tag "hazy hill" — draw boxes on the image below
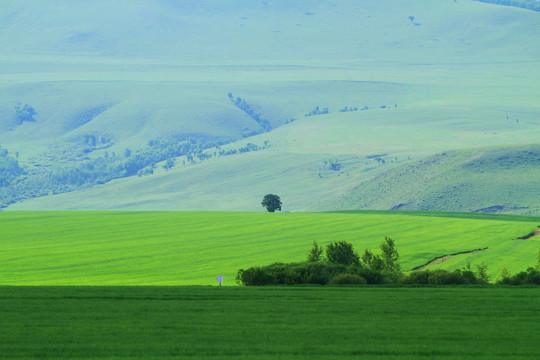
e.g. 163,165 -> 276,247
1,0 -> 539,212
316,144 -> 540,215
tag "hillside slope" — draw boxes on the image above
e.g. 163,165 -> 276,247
1,0 -> 540,211
317,145 -> 540,215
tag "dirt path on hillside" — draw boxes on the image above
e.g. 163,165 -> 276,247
518,226 -> 540,240
414,248 -> 489,271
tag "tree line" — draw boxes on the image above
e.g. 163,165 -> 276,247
236,239 -> 540,286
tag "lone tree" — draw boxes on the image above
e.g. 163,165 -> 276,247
261,194 -> 282,212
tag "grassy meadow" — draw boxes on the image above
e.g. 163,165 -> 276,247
1,286 -> 540,359
1,211 -> 539,285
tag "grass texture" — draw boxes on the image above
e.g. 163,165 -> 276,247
1,286 -> 540,359
0,211 -> 538,285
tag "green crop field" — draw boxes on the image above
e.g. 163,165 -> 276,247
1,211 -> 538,285
1,286 -> 540,359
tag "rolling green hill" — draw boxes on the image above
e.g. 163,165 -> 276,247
0,211 -> 538,285
1,0 -> 540,212
317,144 -> 540,215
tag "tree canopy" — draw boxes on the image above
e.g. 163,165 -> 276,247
261,194 -> 282,212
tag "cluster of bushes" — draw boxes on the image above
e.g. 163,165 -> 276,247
405,264 -> 489,285
0,131 -> 274,208
237,240 -> 540,286
236,262 -> 383,286
496,251 -> 540,285
304,106 -> 329,117
14,103 -> 37,124
473,0 -> 540,12
237,238 -> 403,286
497,267 -> 540,285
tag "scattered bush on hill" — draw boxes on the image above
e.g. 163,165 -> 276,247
304,106 -> 329,117
14,103 -> 37,124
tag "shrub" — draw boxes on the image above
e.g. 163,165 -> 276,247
428,270 -> 466,285
347,266 -> 385,284
329,273 -> 367,285
499,268 -> 540,285
404,270 -> 431,284
236,266 -> 277,286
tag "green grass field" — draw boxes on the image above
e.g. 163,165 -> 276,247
1,286 -> 540,359
1,211 -> 538,285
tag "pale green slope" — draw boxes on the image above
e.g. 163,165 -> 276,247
1,0 -> 540,211
317,144 -> 540,215
9,104 -> 540,212
0,211 -> 538,285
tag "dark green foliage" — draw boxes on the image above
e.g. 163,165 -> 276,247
497,267 -> 540,285
261,194 -> 282,212
328,273 -> 367,285
236,262 -> 386,286
361,249 -> 384,271
475,264 -> 490,283
326,241 -> 360,266
405,268 -> 488,285
380,236 -> 401,273
306,241 -> 324,263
